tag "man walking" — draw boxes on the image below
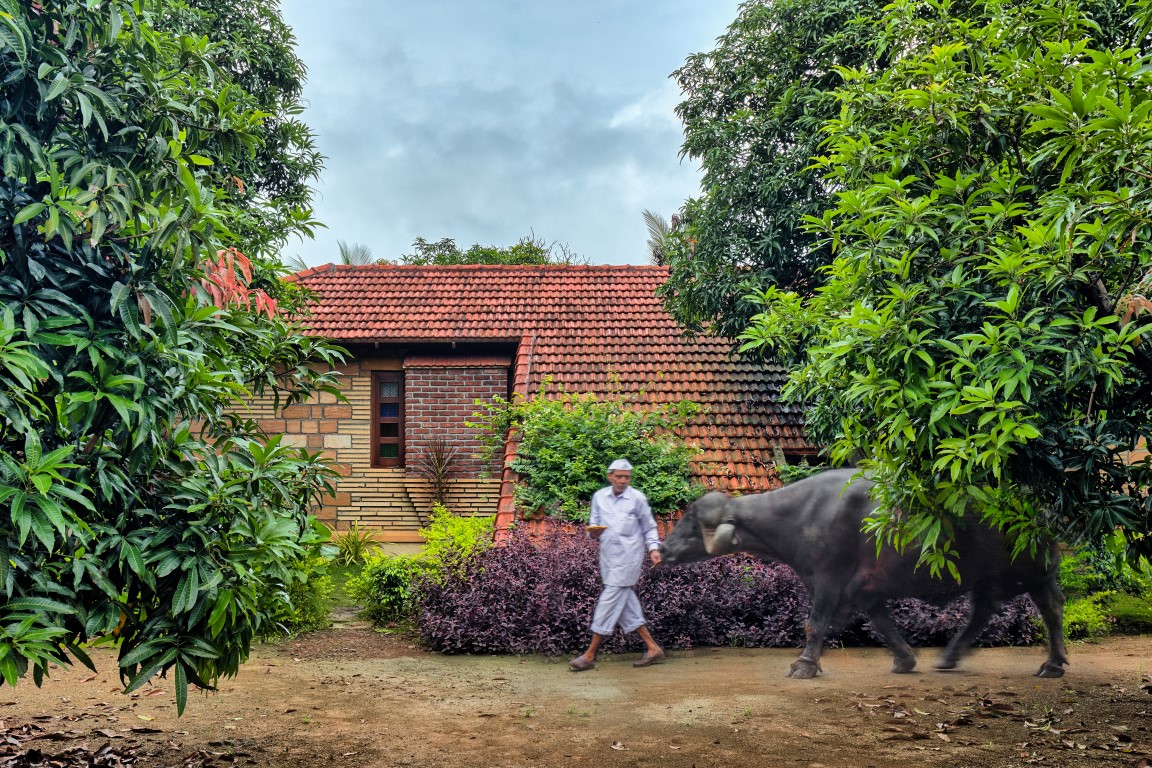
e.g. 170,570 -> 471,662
568,459 -> 665,671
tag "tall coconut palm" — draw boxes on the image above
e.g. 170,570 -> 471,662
282,240 -> 376,272
337,240 -> 376,265
643,209 -> 672,266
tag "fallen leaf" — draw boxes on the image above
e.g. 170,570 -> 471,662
137,715 -> 154,721
610,741 -> 627,751
143,688 -> 166,697
935,733 -> 951,742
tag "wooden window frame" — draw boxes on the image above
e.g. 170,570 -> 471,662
371,372 -> 405,467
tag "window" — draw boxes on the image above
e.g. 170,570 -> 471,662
371,372 -> 404,467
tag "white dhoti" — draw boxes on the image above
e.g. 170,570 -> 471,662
590,585 -> 647,635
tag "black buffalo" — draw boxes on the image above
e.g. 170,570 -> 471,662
659,469 -> 1068,679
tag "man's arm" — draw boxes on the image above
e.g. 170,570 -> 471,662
636,494 -> 662,564
587,490 -> 605,540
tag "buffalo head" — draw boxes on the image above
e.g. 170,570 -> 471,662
660,491 -> 739,565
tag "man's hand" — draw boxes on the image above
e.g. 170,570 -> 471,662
649,549 -> 663,566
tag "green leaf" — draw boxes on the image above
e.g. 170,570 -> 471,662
175,659 -> 188,715
3,597 -> 77,616
13,202 -> 46,225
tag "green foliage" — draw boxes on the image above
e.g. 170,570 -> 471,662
160,0 -> 324,261
420,504 -> 495,576
259,555 -> 334,638
1106,593 -> 1152,634
347,554 -> 422,626
739,0 -> 1152,573
658,0 -> 884,339
0,1 -> 344,712
332,522 -> 381,566
398,235 -> 585,266
775,461 -> 825,485
347,506 -> 495,626
1060,536 -> 1152,635
471,381 -> 704,521
1060,532 -> 1151,598
1064,593 -> 1115,640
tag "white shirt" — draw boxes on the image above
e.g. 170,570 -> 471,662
589,485 -> 659,587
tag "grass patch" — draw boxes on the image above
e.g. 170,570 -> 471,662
329,563 -> 364,611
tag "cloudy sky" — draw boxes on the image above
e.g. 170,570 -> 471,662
278,0 -> 740,267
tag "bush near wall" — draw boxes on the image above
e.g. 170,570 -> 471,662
258,555 -> 334,638
415,528 -> 1041,655
470,381 -> 704,521
1059,535 -> 1152,638
349,505 -> 496,625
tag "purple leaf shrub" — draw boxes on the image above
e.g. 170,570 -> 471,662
415,528 -> 1041,656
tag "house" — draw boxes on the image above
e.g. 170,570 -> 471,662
246,264 -> 812,541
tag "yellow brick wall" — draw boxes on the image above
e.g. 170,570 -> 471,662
244,356 -> 502,537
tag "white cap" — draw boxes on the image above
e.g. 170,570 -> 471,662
607,459 -> 633,472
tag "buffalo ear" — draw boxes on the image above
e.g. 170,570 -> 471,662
712,522 -> 739,553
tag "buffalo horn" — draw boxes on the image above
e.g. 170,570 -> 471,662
712,522 -> 739,553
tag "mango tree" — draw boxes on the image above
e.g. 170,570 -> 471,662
0,0 -> 342,712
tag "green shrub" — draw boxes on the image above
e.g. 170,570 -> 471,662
1107,593 -> 1152,634
333,521 -> 381,566
348,554 -> 424,625
1060,532 -> 1152,599
348,506 -> 497,627
1063,592 -> 1114,640
260,555 -> 334,638
421,504 -> 495,575
776,462 -> 825,485
470,379 -> 704,522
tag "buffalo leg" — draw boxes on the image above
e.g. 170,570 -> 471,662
866,605 -> 917,673
788,595 -> 837,679
1029,580 -> 1068,678
936,595 -> 999,670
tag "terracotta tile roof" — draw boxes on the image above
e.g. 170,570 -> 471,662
290,264 -> 813,522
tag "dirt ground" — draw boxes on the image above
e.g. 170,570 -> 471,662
2,628 -> 1151,768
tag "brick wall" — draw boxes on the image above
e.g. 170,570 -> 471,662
244,354 -> 507,538
405,366 -> 506,477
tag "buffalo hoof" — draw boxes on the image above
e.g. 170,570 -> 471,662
787,658 -> 821,679
933,658 -> 959,671
1035,661 -> 1066,678
892,656 -> 917,674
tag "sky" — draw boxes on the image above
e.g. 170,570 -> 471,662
277,0 -> 740,267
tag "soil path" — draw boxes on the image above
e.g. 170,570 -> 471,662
2,631 -> 1150,767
